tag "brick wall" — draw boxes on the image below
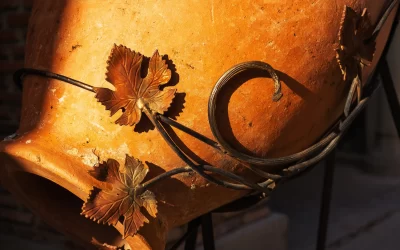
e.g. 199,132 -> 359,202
0,0 -> 32,242
0,1 -> 82,249
0,2 -> 275,249
0,0 -> 29,139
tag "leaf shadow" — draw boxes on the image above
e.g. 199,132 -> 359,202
134,114 -> 155,133
143,161 -> 192,210
160,55 -> 186,122
165,92 -> 186,120
276,70 -> 314,100
162,55 -> 179,88
144,162 -> 168,181
161,125 -> 211,166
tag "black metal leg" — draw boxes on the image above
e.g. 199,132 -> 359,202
184,218 -> 201,250
169,218 -> 201,250
379,59 -> 400,138
316,151 -> 336,250
201,213 -> 216,250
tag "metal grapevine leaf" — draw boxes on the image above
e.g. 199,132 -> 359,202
336,6 -> 375,82
94,44 -> 176,126
81,155 -> 158,238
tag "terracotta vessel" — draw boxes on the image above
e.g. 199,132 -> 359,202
0,0 -> 397,249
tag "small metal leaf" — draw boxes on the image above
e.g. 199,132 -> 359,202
336,6 -> 375,82
94,45 -> 176,126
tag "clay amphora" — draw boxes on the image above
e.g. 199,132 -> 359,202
0,0 -> 397,249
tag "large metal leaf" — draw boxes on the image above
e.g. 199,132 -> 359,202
81,155 -> 158,238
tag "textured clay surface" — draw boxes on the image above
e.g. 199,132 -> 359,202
0,0 -> 397,249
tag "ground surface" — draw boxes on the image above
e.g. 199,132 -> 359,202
267,152 -> 400,250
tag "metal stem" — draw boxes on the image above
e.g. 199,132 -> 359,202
368,0 -> 399,42
14,68 -> 95,92
140,166 -> 192,190
144,107 -> 272,194
157,114 -> 221,151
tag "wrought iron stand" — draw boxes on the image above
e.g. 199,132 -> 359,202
11,2 -> 399,250
172,7 -> 400,250
315,9 -> 400,250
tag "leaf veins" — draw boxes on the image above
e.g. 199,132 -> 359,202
336,6 -> 375,82
94,44 -> 176,126
81,155 -> 158,238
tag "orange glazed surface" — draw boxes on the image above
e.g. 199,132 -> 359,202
0,0 -> 397,249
